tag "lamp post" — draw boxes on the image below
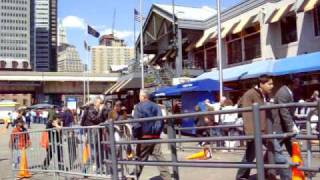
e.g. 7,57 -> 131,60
139,0 -> 144,89
216,0 -> 224,100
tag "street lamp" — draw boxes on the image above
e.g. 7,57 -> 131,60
139,0 -> 144,89
216,0 -> 224,100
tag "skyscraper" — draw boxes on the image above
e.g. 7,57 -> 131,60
57,23 -> 83,72
0,0 -> 32,70
34,0 -> 57,72
92,34 -> 134,74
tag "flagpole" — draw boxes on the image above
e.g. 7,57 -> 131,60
87,47 -> 90,102
216,0 -> 224,100
139,0 -> 144,89
83,24 -> 87,104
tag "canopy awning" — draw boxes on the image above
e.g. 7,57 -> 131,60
272,52 -> 320,75
152,79 -> 231,98
106,80 -> 127,94
265,3 -> 294,24
115,78 -> 133,93
195,60 -> 274,82
195,27 -> 216,48
232,14 -> 259,34
221,21 -> 239,38
195,52 -> 320,82
185,42 -> 196,52
296,0 -> 319,12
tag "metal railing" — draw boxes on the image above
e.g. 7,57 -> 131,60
10,102 -> 320,180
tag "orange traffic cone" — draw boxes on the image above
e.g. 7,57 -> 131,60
17,148 -> 32,179
186,148 -> 211,160
292,141 -> 305,180
82,144 -> 90,164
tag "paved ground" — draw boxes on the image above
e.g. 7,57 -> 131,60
0,124 -> 319,180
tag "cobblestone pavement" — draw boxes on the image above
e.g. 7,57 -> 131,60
1,124 -> 319,180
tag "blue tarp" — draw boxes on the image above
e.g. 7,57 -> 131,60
152,86 -> 180,97
272,52 -> 320,75
195,60 -> 274,82
152,79 -> 230,98
195,51 -> 320,82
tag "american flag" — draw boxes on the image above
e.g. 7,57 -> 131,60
134,9 -> 144,22
87,25 -> 100,38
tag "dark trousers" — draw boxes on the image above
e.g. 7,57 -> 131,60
43,144 -> 63,169
236,139 -> 290,180
280,138 -> 292,156
133,142 -> 171,180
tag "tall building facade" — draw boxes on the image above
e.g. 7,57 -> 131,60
99,34 -> 125,46
57,44 -> 84,72
57,20 -> 67,46
57,24 -> 83,72
34,0 -> 57,72
0,0 -> 32,70
92,35 -> 134,74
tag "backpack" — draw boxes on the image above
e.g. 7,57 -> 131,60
133,103 -> 164,137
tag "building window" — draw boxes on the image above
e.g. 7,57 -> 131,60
244,33 -> 261,60
227,39 -> 242,64
280,14 -> 297,44
194,50 -> 205,69
206,47 -> 217,69
227,23 -> 261,65
12,61 -> 18,69
0,61 -> 6,68
314,4 -> 320,36
23,99 -> 27,106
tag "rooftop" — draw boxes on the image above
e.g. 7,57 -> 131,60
154,4 -> 216,21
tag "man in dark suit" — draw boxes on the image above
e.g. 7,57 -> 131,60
272,77 -> 300,156
236,75 -> 290,180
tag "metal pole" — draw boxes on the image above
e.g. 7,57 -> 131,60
108,121 -> 119,180
306,113 -> 312,180
252,103 -> 265,180
139,0 -> 144,89
83,66 -> 86,104
83,25 -> 88,104
87,48 -> 90,102
216,0 -> 224,100
317,100 -> 320,139
168,119 -> 179,180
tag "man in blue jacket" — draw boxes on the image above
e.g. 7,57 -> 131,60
130,89 -> 171,180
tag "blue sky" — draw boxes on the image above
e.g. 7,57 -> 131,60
58,0 -> 242,65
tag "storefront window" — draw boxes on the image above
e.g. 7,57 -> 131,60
281,14 -> 297,44
205,47 -> 217,69
227,39 -> 242,64
194,51 -> 204,69
227,23 -> 261,65
244,33 -> 261,61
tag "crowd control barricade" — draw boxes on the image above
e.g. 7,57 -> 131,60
11,102 -> 320,180
10,125 -> 128,179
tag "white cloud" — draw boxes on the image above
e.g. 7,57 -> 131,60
101,28 -> 134,39
62,16 -> 85,29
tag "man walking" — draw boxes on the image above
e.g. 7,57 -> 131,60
236,75 -> 289,180
130,89 -> 171,180
272,77 -> 300,156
